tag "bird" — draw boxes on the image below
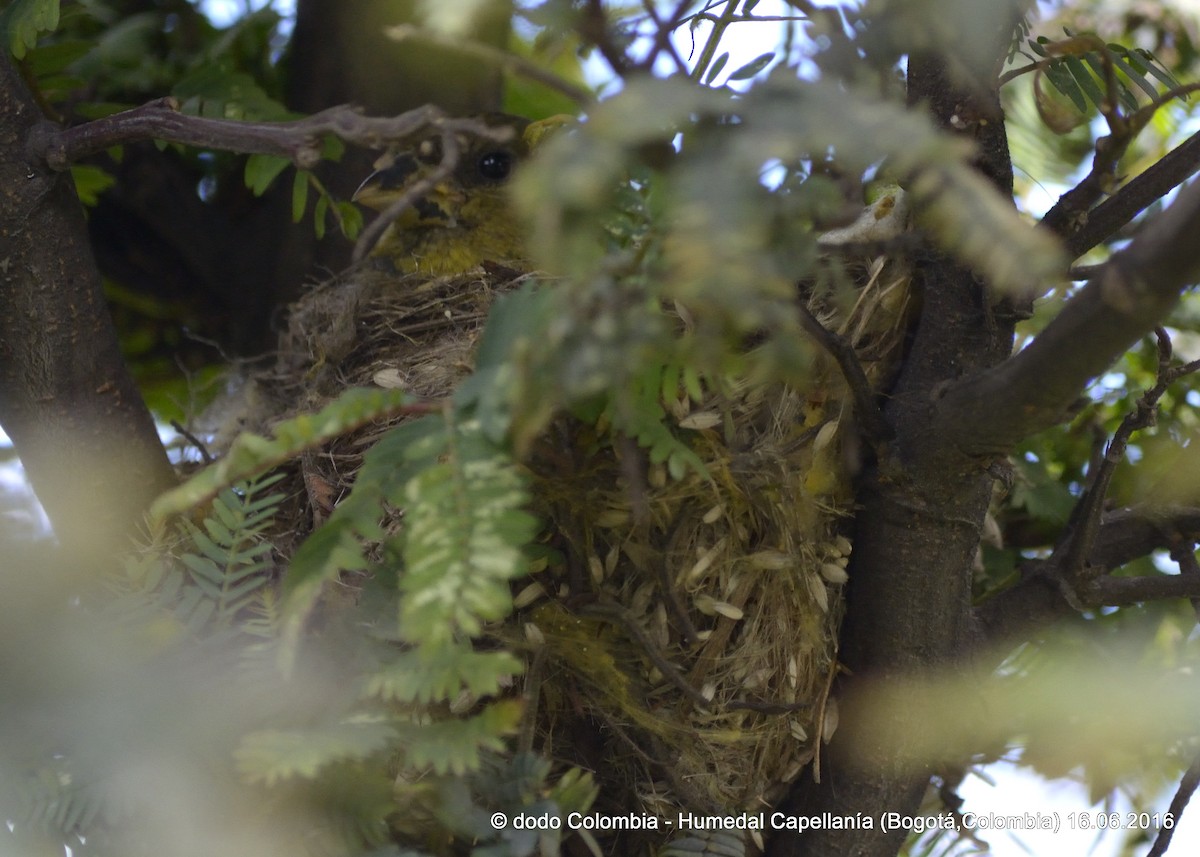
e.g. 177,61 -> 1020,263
353,113 -> 564,276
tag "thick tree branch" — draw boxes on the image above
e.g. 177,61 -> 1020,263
27,99 -> 511,172
935,177 -> 1200,457
1040,73 -> 1200,251
978,504 -> 1200,643
1081,573 -> 1200,607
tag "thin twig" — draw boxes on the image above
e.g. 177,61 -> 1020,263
1147,754 -> 1200,857
581,599 -> 713,710
796,301 -> 893,446
351,131 -> 460,263
169,420 -> 214,465
638,0 -> 691,75
1055,329 -> 1200,588
580,0 -> 633,77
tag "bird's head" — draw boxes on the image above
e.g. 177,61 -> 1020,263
354,113 -> 566,275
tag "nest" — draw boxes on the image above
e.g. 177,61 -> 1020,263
202,254 -> 913,851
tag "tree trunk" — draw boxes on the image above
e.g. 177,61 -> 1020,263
766,30 -> 1020,857
0,52 -> 176,556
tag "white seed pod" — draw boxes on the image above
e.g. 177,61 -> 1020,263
711,601 -> 744,621
595,508 -> 629,528
588,555 -> 604,585
807,574 -> 829,612
604,544 -> 619,577
652,603 -> 669,650
513,581 -> 546,609
685,538 -> 725,583
679,411 -> 722,430
834,535 -> 853,557
630,582 -> 655,617
822,697 -> 840,743
372,367 -> 407,389
813,420 -> 840,453
820,562 -> 849,585
747,550 -> 790,570
790,720 -> 809,741
524,623 -> 545,645
702,504 -> 724,525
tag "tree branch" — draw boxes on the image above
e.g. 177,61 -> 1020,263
935,177 -> 1200,457
1081,573 -> 1200,607
27,99 -> 512,171
1053,329 -> 1200,587
977,504 -> 1200,644
1064,128 -> 1200,259
1147,753 -> 1200,857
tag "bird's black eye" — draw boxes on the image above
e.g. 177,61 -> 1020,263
477,150 -> 514,182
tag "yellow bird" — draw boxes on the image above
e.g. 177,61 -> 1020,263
353,114 -> 567,275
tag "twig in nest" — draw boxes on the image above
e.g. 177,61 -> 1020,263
659,518 -> 703,647
581,599 -> 713,710
796,301 -> 893,445
583,599 -> 816,716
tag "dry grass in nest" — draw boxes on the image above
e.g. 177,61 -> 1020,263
201,254 -> 913,846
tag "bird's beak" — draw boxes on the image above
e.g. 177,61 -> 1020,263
352,153 -> 421,210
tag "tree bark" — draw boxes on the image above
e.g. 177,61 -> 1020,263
0,51 -> 175,555
767,29 -> 1021,857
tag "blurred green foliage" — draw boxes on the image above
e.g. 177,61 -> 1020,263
6,2 -> 1200,857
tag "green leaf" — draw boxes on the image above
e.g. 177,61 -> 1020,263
364,645 -> 523,704
334,200 -> 363,240
1132,48 -> 1184,96
704,51 -> 729,85
395,701 -> 522,775
1106,45 -> 1160,101
70,164 -> 116,207
149,386 -> 412,521
1044,60 -> 1087,112
244,153 -> 290,197
727,51 -> 774,81
314,193 -> 329,240
398,421 -> 536,647
1062,56 -> 1105,111
236,719 -> 398,786
291,170 -> 309,223
1,0 -> 59,59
